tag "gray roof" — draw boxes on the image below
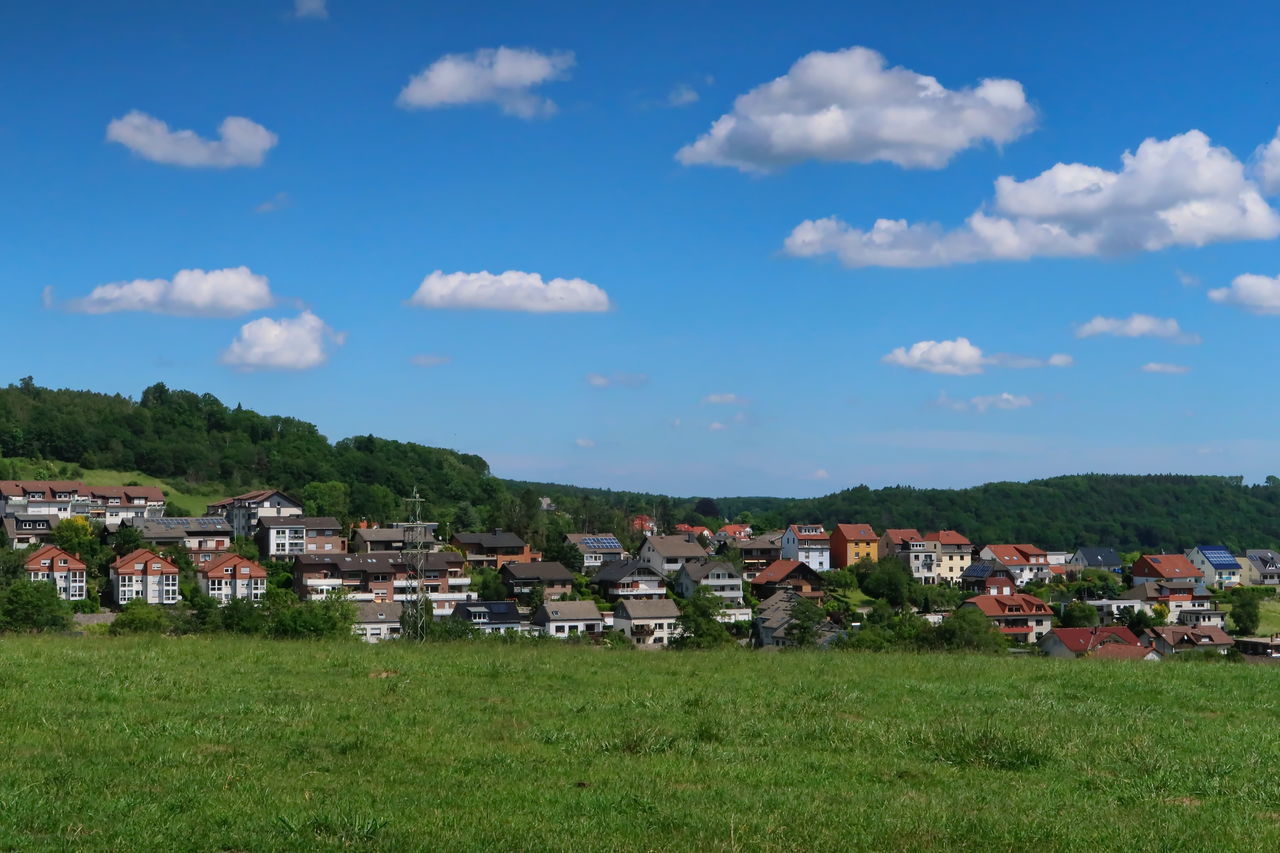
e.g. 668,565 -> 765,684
1074,546 -> 1122,567
502,561 -> 574,582
532,600 -> 602,624
680,560 -> 741,583
452,600 -> 523,624
590,559 -> 664,585
354,602 -> 403,624
644,535 -> 708,559
257,516 -> 341,530
126,517 -> 233,538
354,527 -> 419,543
615,598 -> 680,620
455,530 -> 526,549
738,536 -> 781,551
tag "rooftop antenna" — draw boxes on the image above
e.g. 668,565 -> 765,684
402,487 -> 431,640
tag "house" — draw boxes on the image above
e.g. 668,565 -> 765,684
673,561 -> 750,622
3,514 -> 55,548
451,601 -> 526,634
751,560 -> 823,600
716,523 -> 753,542
1140,625 -> 1234,656
780,524 -> 830,570
451,530 -> 541,568
292,552 -> 472,616
1038,626 -> 1140,659
1237,556 -> 1262,587
979,544 -> 1051,586
205,489 -> 302,539
530,600 -> 604,638
900,530 -> 971,585
125,517 -> 233,564
353,602 -> 403,643
110,549 -> 180,606
500,561 -> 575,602
587,559 -> 667,602
1185,546 -> 1242,588
630,514 -> 658,536
1248,549 -> 1280,585
879,528 -> 923,559
959,561 -> 1018,595
1120,580 -> 1226,628
1069,547 -> 1124,574
0,481 -> 166,525
1234,634 -> 1280,656
350,524 -> 439,554
1131,554 -> 1203,585
830,523 -> 880,569
639,534 -> 708,577
959,593 -> 1053,643
753,589 -> 837,648
23,545 -> 87,601
737,535 -> 782,578
565,533 -> 625,570
674,523 -> 713,540
1090,644 -> 1162,661
196,553 -> 267,604
613,598 -> 682,647
255,516 -> 345,558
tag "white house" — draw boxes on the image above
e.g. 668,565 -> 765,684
1185,546 -> 1242,588
110,549 -> 180,606
206,489 -> 303,539
196,553 -> 268,604
673,561 -> 751,622
23,545 -> 87,601
530,601 -> 604,638
613,598 -> 682,648
588,559 -> 668,601
566,533 -> 625,570
780,524 -> 830,571
639,535 -> 708,577
353,602 -> 403,643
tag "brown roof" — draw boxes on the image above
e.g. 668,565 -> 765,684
197,553 -> 267,579
615,598 -> 680,620
644,535 -> 708,559
883,528 -> 923,545
787,524 -> 828,541
1089,644 -> 1159,660
833,523 -> 877,541
964,593 -> 1053,617
925,530 -> 971,546
1144,625 -> 1233,647
112,548 -> 179,576
752,559 -> 815,585
24,545 -> 86,572
532,600 -> 603,624
1044,626 -> 1138,654
1133,554 -> 1203,581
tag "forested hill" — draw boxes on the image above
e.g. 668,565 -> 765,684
1,378 -> 1278,553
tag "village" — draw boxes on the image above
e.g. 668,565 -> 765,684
4,478 -> 1278,659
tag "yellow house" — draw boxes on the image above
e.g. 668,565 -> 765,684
831,523 -> 880,569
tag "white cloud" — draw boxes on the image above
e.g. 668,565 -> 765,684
1253,126 -> 1280,194
1142,362 -> 1190,374
575,437 -> 595,448
1208,273 -> 1280,315
667,84 -> 699,107
396,47 -> 574,119
106,111 -> 277,168
586,372 -> 648,388
221,311 -> 343,371
255,192 -> 290,214
937,391 -> 1033,413
1175,269 -> 1200,287
62,266 -> 274,316
703,393 -> 742,404
409,270 -> 610,313
1075,313 -> 1200,344
410,354 -> 451,367
809,468 -> 830,480
708,421 -> 727,431
293,0 -> 327,19
884,337 -> 1070,375
676,46 -> 1034,173
785,130 -> 1280,267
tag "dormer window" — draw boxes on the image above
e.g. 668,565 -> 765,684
224,567 -> 233,575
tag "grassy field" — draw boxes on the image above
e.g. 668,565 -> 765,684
3,638 -> 1280,851
0,457 -> 229,516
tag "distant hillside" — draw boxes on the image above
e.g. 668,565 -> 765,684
2,378 -> 1278,552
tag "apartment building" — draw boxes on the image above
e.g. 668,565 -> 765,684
196,553 -> 268,604
23,545 -> 87,601
206,489 -> 302,538
255,517 -> 345,558
110,549 -> 180,606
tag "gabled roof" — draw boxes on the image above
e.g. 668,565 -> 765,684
207,489 -> 297,508
1132,554 -> 1203,580
883,528 -> 922,545
354,602 -> 403,624
566,533 -> 624,552
737,536 -> 781,551
786,524 -> 828,541
1074,546 -> 1122,567
643,535 -> 708,559
614,598 -> 680,620
752,559 -> 817,585
454,530 -> 527,549
112,548 -> 179,575
590,559 -> 664,585
1043,626 -> 1139,654
24,545 -> 85,571
964,593 -> 1053,617
718,523 -> 752,537
679,560 -> 741,583
1144,625 -> 1233,647
532,600 -> 603,624
925,530 -> 971,546
1189,545 -> 1240,571
502,561 -> 574,582
197,553 -> 267,579
961,560 -> 1015,581
453,600 -> 522,623
1090,643 -> 1160,660
833,523 -> 877,541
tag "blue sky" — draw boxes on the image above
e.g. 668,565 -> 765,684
3,0 -> 1280,496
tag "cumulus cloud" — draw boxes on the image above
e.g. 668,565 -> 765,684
1075,313 -> 1200,344
1253,126 -> 1280,194
667,84 -> 699,107
703,393 -> 742,404
1208,273 -> 1280,314
410,354 -> 451,367
1142,362 -> 1190,374
884,337 -> 1070,375
409,270 -> 610,313
293,0 -> 327,18
575,437 -> 595,448
586,372 -> 648,388
106,111 -> 277,168
939,391 -> 1033,413
785,130 -> 1280,267
61,267 -> 273,316
677,46 -> 1034,173
221,311 -> 343,371
396,47 -> 574,119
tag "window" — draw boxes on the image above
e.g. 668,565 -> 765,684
555,625 -> 566,634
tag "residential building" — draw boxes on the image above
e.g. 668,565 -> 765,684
256,516 -> 345,558
959,561 -> 1018,595
751,560 -> 823,600
639,534 -> 708,577
1121,580 -> 1226,628
350,524 -> 439,554
830,523 -> 880,569
673,561 -> 750,622
353,602 -> 403,643
737,535 -> 782,578
452,530 -> 540,568
23,545 -> 87,601
979,544 -> 1051,586
613,598 -> 682,647
1140,625 -> 1233,656
3,514 -> 54,548
900,530 -> 971,584
879,528 -> 923,559
1237,556 -> 1262,587
1090,644 -> 1162,661
1249,549 -> 1280,585
110,549 -> 180,606
1185,545 -> 1242,588
565,533 -> 625,570
1038,626 -> 1141,659
630,515 -> 658,537
0,481 -> 166,525
1131,554 -> 1203,585
531,600 -> 604,638
780,524 -> 830,570
292,552 -> 472,616
753,589 -> 837,648
125,517 -> 233,564
205,489 -> 302,538
196,553 -> 267,604
959,593 -> 1053,643
716,523 -> 753,543
1069,547 -> 1124,574
588,559 -> 668,602
674,523 -> 712,540
1234,634 -> 1280,656
500,561 -> 575,602
451,601 -> 526,634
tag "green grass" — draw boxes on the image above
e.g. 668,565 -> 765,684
3,637 -> 1280,851
0,457 -> 229,516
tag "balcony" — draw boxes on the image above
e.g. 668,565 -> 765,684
304,578 -> 342,588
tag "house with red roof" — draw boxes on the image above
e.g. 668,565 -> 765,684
1131,554 -> 1203,585
959,592 -> 1053,643
780,524 -> 830,570
1139,625 -> 1233,656
978,544 -> 1052,586
674,523 -> 713,540
831,523 -> 880,569
110,549 -> 180,606
196,553 -> 268,604
23,545 -> 87,601
751,560 -> 824,600
629,515 -> 658,537
716,523 -> 753,542
1089,643 -> 1163,661
899,530 -> 972,584
1038,626 -> 1140,659
878,528 -> 922,559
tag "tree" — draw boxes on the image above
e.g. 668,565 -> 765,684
932,606 -> 1007,652
862,559 -> 911,609
110,599 -> 170,634
672,586 -> 734,649
300,481 -> 350,520
1116,607 -> 1163,632
693,498 -> 721,518
1060,600 -> 1100,628
219,597 -> 267,634
0,579 -> 73,632
110,524 -> 143,557
469,566 -> 507,601
1231,595 -> 1261,636
541,538 -> 584,573
229,536 -> 260,560
785,597 -> 825,648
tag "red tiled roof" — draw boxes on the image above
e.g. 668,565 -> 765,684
1090,644 -> 1158,660
752,559 -> 811,585
883,528 -> 922,545
834,523 -> 877,541
925,530 -> 971,546
965,593 -> 1053,617
787,525 -> 827,540
985,544 -> 1047,565
1145,625 -> 1232,646
1133,554 -> 1203,581
112,548 -> 179,576
197,553 -> 267,579
718,524 -> 752,537
1046,626 -> 1139,654
24,545 -> 86,571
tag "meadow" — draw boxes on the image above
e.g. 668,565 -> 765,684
2,636 -> 1279,851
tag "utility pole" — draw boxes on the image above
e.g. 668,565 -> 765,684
402,488 -> 432,640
